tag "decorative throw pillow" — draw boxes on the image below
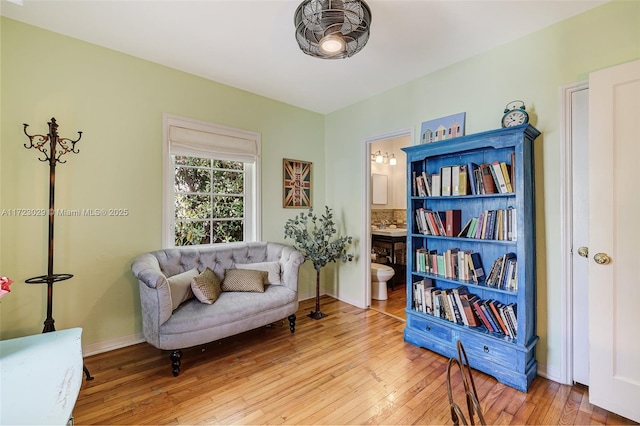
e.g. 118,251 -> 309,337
235,261 -> 281,285
222,269 -> 266,293
191,267 -> 222,304
167,268 -> 199,310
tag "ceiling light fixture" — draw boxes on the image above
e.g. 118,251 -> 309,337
294,0 -> 372,60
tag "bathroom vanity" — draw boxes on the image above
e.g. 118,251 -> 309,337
371,228 -> 406,288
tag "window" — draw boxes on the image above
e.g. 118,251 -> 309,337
163,114 -> 261,248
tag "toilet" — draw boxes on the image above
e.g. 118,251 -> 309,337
371,263 -> 395,301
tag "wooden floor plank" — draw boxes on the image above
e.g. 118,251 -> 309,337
72,296 -> 637,425
558,386 -> 585,425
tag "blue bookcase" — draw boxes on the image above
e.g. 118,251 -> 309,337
401,124 -> 540,392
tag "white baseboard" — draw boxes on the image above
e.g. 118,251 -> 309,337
327,291 -> 364,309
536,361 -> 564,384
297,291 -> 317,303
82,332 -> 145,357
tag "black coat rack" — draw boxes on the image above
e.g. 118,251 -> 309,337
23,117 -> 93,380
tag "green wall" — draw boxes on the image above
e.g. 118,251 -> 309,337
325,0 -> 639,378
1,0 -> 639,381
0,18 -> 324,349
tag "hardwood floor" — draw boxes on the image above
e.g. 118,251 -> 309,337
370,283 -> 407,320
75,296 -> 636,425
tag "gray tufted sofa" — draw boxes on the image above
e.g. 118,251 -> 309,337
131,242 -> 305,376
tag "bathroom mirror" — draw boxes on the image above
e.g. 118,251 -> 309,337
372,174 -> 388,205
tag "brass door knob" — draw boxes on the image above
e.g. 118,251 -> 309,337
577,246 -> 589,258
594,253 -> 611,265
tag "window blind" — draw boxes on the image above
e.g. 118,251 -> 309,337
169,125 -> 258,162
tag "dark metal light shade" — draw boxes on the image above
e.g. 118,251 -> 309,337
294,0 -> 372,59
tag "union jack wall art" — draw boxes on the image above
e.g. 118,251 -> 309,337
283,158 -> 312,208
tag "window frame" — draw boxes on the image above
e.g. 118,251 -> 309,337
162,114 -> 261,248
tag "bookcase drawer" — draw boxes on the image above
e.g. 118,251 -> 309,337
408,314 -> 452,342
459,333 -> 517,366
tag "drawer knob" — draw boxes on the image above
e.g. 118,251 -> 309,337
426,326 -> 431,331
484,345 -> 489,353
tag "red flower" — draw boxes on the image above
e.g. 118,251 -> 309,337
0,276 -> 13,299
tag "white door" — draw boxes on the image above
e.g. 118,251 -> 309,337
588,59 -> 640,423
571,87 -> 590,385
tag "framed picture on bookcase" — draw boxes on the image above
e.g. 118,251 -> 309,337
419,112 -> 466,144
283,158 -> 312,208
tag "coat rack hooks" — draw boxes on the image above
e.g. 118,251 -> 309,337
23,117 -> 93,381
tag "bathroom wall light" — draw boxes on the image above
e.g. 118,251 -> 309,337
372,151 -> 383,163
370,150 -> 397,165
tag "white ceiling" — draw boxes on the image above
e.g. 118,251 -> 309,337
1,0 -> 607,114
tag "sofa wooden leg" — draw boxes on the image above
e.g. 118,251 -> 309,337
170,350 -> 182,377
288,314 -> 296,333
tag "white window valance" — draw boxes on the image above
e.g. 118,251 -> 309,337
169,125 -> 258,163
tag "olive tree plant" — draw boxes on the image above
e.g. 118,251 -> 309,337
284,206 -> 353,319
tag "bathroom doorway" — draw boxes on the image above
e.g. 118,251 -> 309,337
362,128 -> 413,321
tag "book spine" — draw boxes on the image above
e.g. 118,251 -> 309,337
421,171 -> 432,196
491,161 -> 508,193
441,166 -> 452,196
449,292 -> 464,325
431,174 -> 441,196
500,304 -> 516,338
453,288 -> 469,325
425,211 -> 439,235
506,304 -> 518,337
441,291 -> 453,320
470,252 -> 485,282
467,163 -> 478,195
480,164 -> 497,194
433,290 -> 441,318
475,212 -> 485,239
445,209 -> 462,237
424,287 -> 434,315
461,295 -> 480,327
487,210 -> 497,240
458,165 -> 468,195
467,217 -> 478,238
473,299 -> 494,332
451,165 -> 461,196
434,211 -> 447,235
480,301 -> 501,334
500,162 -> 513,193
488,300 -> 509,335
415,175 -> 426,197
510,152 -> 516,187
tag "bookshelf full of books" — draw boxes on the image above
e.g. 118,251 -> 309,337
401,124 -> 540,392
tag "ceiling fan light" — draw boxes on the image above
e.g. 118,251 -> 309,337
294,0 -> 372,60
319,34 -> 346,54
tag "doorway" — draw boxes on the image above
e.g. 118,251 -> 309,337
361,128 -> 414,320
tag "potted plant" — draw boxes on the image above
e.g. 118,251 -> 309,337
284,206 -> 353,319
